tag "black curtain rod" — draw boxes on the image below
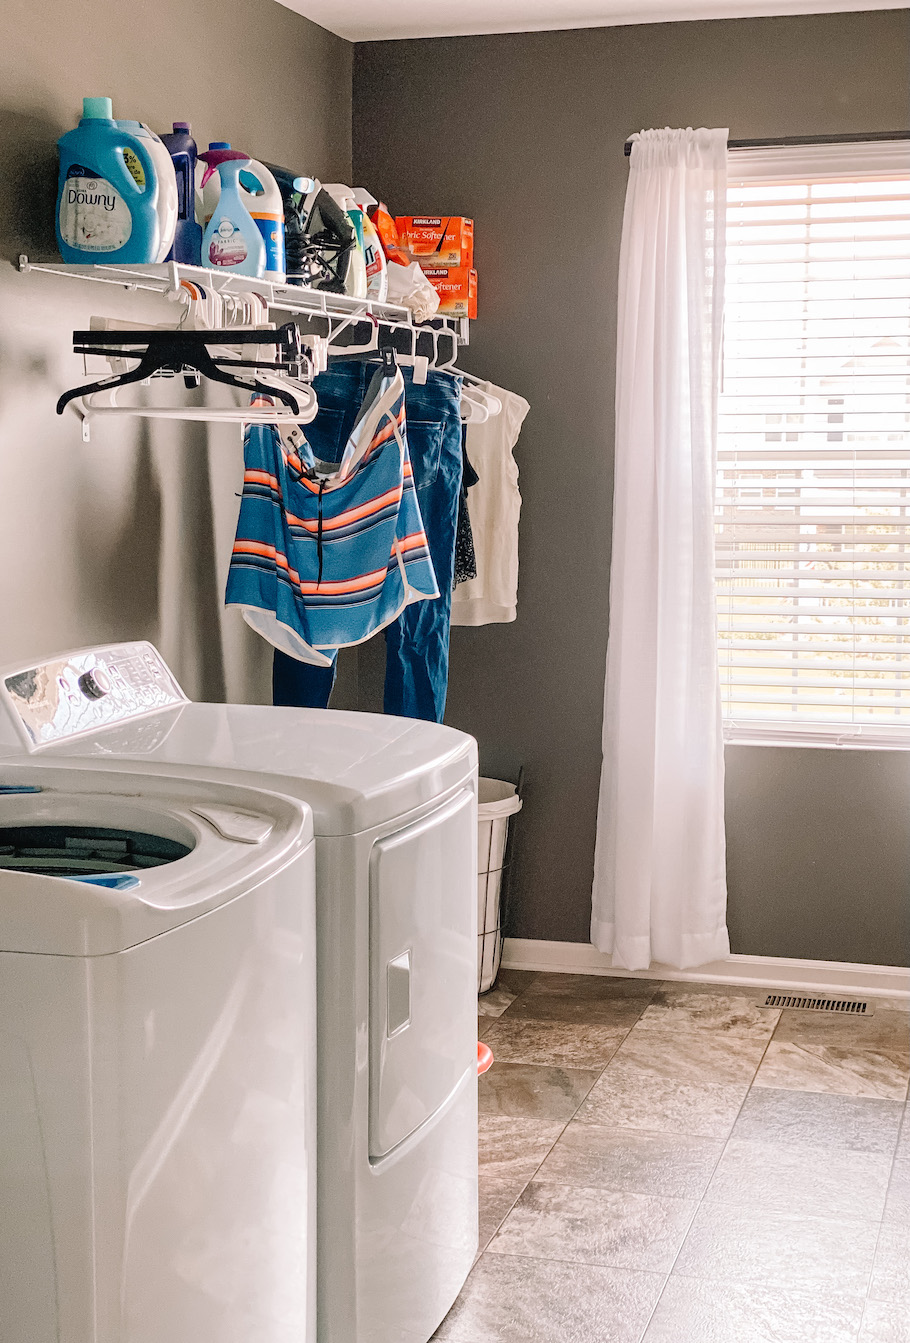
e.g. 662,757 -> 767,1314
623,130 -> 909,157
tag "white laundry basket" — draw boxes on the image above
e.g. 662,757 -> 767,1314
477,777 -> 522,994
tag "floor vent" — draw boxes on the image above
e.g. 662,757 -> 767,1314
764,994 -> 868,1014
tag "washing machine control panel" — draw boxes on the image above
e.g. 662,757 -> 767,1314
1,642 -> 187,749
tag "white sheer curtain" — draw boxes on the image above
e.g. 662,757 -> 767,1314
591,127 -> 730,971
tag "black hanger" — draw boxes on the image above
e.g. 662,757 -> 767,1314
57,323 -> 307,416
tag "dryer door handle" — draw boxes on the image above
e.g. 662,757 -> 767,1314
387,950 -> 411,1037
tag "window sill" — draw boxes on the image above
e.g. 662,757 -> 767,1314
723,723 -> 910,751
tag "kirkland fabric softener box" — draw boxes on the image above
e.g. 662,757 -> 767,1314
396,216 -> 473,268
419,266 -> 477,318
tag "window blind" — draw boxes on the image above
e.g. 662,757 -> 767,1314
716,146 -> 910,743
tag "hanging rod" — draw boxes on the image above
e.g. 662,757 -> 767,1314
623,130 -> 910,157
16,256 -> 471,348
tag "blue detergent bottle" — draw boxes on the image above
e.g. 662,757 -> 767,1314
56,97 -> 160,263
198,144 -> 266,278
160,122 -> 203,265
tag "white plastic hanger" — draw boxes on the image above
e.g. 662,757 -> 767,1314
387,322 -> 429,385
459,371 -> 502,417
460,393 -> 490,424
71,377 -> 318,442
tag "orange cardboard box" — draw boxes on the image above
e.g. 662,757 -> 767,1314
396,215 -> 473,268
420,266 -> 477,319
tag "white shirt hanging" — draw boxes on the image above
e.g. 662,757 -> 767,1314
451,381 -> 528,627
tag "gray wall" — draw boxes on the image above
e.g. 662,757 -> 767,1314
0,0 -> 351,704
353,11 -> 910,966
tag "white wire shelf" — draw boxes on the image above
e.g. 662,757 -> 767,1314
16,256 -> 469,344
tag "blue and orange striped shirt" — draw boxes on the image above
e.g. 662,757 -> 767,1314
225,367 -> 439,665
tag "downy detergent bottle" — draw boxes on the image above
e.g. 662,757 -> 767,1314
117,120 -> 178,260
56,97 -> 160,263
198,144 -> 266,278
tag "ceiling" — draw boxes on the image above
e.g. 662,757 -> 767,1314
279,0 -> 904,42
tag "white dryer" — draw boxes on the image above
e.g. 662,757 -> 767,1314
0,750 -> 317,1343
0,642 -> 479,1343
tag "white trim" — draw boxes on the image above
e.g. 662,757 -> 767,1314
502,938 -> 910,1000
724,722 -> 910,751
729,140 -> 910,182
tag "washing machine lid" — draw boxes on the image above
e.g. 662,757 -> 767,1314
0,765 -> 313,955
0,644 -> 477,835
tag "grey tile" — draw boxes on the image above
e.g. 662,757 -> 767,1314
489,1180 -> 697,1272
860,1300 -> 910,1343
503,973 -> 659,1026
638,991 -> 780,1039
480,1017 -> 629,1068
572,1027 -> 766,1139
642,1276 -> 865,1343
898,1108 -> 910,1161
658,980 -> 774,1004
615,1024 -> 770,1087
754,1011 -> 910,1101
732,1087 -> 905,1154
575,1075 -> 748,1140
673,1203 -> 880,1297
477,1176 -> 526,1253
527,972 -> 662,998
752,1041 -> 910,1101
477,1116 -> 565,1182
433,1252 -> 664,1342
774,1009 -> 910,1050
705,1137 -> 892,1220
536,1124 -> 723,1199
869,1226 -> 910,1305
478,1062 -> 599,1121
884,1160 -> 910,1229
493,968 -> 540,995
478,985 -> 517,1018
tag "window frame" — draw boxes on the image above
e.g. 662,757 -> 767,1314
719,140 -> 910,750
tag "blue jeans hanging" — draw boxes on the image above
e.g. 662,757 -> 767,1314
272,361 -> 463,722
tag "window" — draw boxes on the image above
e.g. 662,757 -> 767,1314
716,142 -> 910,745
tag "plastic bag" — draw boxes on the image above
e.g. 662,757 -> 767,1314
386,260 -> 440,322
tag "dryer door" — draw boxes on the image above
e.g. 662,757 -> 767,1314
369,788 -> 476,1160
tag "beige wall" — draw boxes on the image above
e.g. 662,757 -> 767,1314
353,11 -> 910,965
0,0 -> 351,703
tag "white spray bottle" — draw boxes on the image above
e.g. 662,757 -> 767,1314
322,184 -> 368,299
352,188 -> 388,302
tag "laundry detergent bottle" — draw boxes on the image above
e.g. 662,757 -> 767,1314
322,184 -> 368,298
201,150 -> 286,280
198,144 -> 266,278
56,97 -> 160,263
117,120 -> 178,260
353,188 -> 388,301
160,122 -> 203,265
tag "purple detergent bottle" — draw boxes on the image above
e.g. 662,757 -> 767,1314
160,121 -> 202,265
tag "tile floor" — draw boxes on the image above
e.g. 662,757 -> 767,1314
434,970 -> 910,1343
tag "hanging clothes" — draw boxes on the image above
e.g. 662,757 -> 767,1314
225,366 -> 438,665
451,381 -> 529,626
272,362 -> 464,721
453,431 -> 479,586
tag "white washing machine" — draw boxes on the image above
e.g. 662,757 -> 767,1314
0,741 -> 317,1342
0,642 -> 479,1343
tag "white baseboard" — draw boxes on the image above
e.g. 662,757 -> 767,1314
501,938 -> 910,1000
